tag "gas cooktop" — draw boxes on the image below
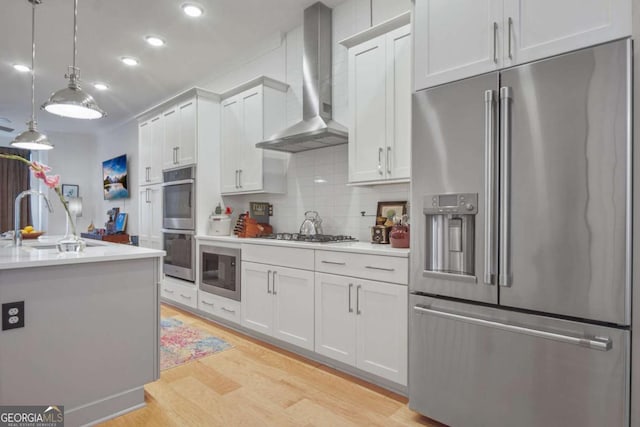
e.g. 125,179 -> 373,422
257,233 -> 357,243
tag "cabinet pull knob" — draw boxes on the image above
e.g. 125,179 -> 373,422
180,294 -> 191,300
202,300 -> 214,307
386,146 -> 391,174
321,260 -> 346,266
221,307 -> 236,313
508,17 -> 513,59
272,271 -> 277,295
493,22 -> 498,64
365,265 -> 395,272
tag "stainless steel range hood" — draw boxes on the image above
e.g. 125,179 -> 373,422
256,2 -> 348,153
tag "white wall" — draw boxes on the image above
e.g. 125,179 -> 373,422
43,132 -> 100,235
94,120 -> 139,235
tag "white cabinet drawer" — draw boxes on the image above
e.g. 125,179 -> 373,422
198,293 -> 241,324
161,278 -> 197,308
315,251 -> 408,285
242,244 -> 315,270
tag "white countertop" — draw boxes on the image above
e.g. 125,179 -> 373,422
196,234 -> 410,257
0,236 -> 165,270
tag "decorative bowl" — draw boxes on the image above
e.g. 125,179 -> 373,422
21,231 -> 44,239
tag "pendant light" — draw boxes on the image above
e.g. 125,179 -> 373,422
41,0 -> 105,119
11,0 -> 53,150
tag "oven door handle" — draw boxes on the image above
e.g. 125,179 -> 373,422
162,179 -> 195,187
162,229 -> 195,235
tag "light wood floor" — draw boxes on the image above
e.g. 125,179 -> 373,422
100,304 -> 443,427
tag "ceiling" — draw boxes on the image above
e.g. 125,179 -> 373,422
0,0 -> 345,138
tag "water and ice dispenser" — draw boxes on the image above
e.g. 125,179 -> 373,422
423,193 -> 478,276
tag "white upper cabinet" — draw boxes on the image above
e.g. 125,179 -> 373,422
414,0 -> 631,90
342,14 -> 411,184
414,0 -> 503,90
138,114 -> 163,186
503,0 -> 632,67
219,77 -> 289,195
162,98 -> 198,170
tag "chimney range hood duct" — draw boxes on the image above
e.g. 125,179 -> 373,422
256,2 -> 348,153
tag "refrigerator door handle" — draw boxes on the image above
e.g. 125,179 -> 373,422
499,86 -> 513,287
483,89 -> 496,286
413,305 -> 613,351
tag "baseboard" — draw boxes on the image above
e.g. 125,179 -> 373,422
63,387 -> 145,427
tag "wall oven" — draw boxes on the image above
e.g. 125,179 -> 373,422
163,230 -> 195,282
199,245 -> 241,301
162,166 -> 195,230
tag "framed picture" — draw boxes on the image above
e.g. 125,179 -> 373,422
62,184 -> 79,198
377,201 -> 407,220
115,212 -> 128,233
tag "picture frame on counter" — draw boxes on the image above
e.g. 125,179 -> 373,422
377,201 -> 407,220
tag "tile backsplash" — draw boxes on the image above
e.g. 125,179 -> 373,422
222,145 -> 409,242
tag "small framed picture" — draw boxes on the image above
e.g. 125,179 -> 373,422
62,184 -> 79,198
377,201 -> 407,220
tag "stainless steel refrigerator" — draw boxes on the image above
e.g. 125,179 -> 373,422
409,39 -> 632,427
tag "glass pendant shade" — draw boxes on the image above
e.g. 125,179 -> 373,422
11,0 -> 53,151
42,0 -> 105,120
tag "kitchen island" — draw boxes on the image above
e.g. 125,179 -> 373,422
0,238 -> 164,426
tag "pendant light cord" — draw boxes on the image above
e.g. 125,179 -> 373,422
72,0 -> 77,71
30,0 -> 36,124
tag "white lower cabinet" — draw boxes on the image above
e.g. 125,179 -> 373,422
315,272 -> 408,385
198,292 -> 241,325
161,277 -> 197,309
241,261 -> 315,351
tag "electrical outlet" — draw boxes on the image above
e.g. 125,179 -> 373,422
2,301 -> 24,330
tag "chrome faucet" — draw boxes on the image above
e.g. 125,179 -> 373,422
14,190 -> 53,246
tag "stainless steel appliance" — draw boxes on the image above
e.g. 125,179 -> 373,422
163,230 -> 195,282
299,211 -> 323,235
409,39 -> 632,427
199,245 -> 241,301
162,166 -> 195,230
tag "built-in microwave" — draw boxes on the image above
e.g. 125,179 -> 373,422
199,245 -> 241,301
162,166 -> 195,230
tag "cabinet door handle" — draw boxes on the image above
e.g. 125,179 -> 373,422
365,265 -> 395,272
508,17 -> 513,59
348,283 -> 353,313
272,271 -> 277,295
493,22 -> 498,64
321,260 -> 346,266
163,288 -> 174,294
386,146 -> 391,174
146,166 -> 150,182
146,188 -> 151,203
175,146 -> 180,164
180,294 -> 192,300
356,284 -> 362,315
267,270 -> 272,294
221,306 -> 236,314
202,300 -> 214,307
378,147 -> 383,175
239,169 -> 243,188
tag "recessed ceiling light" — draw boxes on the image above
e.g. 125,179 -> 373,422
93,83 -> 109,91
13,64 -> 31,72
145,36 -> 165,47
121,57 -> 139,66
182,4 -> 203,17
